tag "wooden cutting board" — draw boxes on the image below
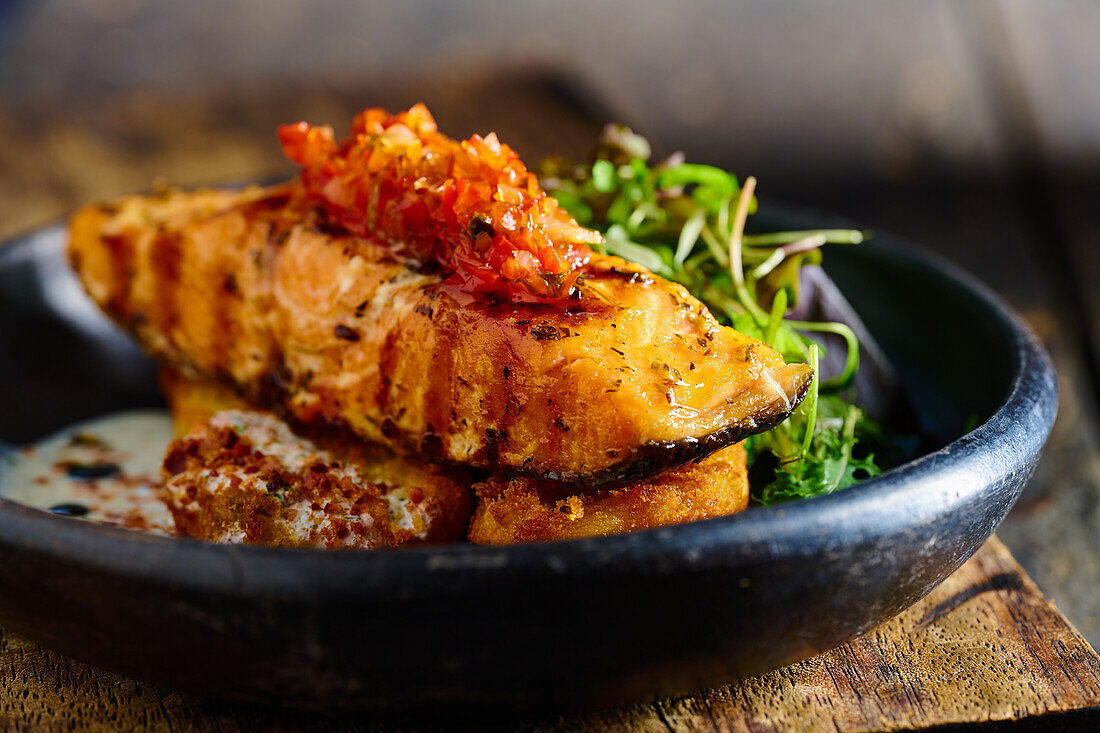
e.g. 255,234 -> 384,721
2,536 -> 1098,731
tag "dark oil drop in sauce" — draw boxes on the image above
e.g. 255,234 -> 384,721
49,503 -> 89,517
0,411 -> 176,534
63,462 -> 121,479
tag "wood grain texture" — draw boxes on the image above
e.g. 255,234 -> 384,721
0,537 -> 1096,732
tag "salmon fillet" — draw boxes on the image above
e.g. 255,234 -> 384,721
70,184 -> 811,486
469,443 -> 749,544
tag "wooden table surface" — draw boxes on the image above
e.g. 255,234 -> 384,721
2,75 -> 1099,730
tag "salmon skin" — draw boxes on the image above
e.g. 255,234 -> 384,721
69,184 -> 812,487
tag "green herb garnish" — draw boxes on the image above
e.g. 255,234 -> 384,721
541,125 -> 883,504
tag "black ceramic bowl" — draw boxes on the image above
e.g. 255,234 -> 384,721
0,205 -> 1057,717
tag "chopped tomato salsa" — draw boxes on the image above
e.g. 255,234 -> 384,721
278,104 -> 601,302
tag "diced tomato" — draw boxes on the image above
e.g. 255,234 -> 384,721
278,104 -> 599,303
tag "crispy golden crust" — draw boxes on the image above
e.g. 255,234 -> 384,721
71,184 -> 811,485
162,410 -> 473,549
468,442 -> 749,544
158,370 -> 474,547
159,365 -> 473,506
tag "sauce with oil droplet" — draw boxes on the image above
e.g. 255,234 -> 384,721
62,462 -> 121,479
48,503 -> 89,517
0,410 -> 176,534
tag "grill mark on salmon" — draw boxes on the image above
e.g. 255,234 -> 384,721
149,228 -> 182,338
102,234 -> 134,325
428,333 -> 453,460
377,328 -> 401,416
69,184 -> 814,487
210,256 -> 237,373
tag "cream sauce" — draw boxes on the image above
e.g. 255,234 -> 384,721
0,410 -> 176,534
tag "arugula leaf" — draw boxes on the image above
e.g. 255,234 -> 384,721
540,124 -> 886,505
751,402 -> 883,506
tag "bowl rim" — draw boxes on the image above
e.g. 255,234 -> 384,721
0,207 -> 1058,599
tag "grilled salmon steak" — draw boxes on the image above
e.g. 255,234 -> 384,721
69,105 -> 812,486
70,185 -> 811,485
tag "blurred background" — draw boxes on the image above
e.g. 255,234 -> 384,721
1,0 -> 1099,644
